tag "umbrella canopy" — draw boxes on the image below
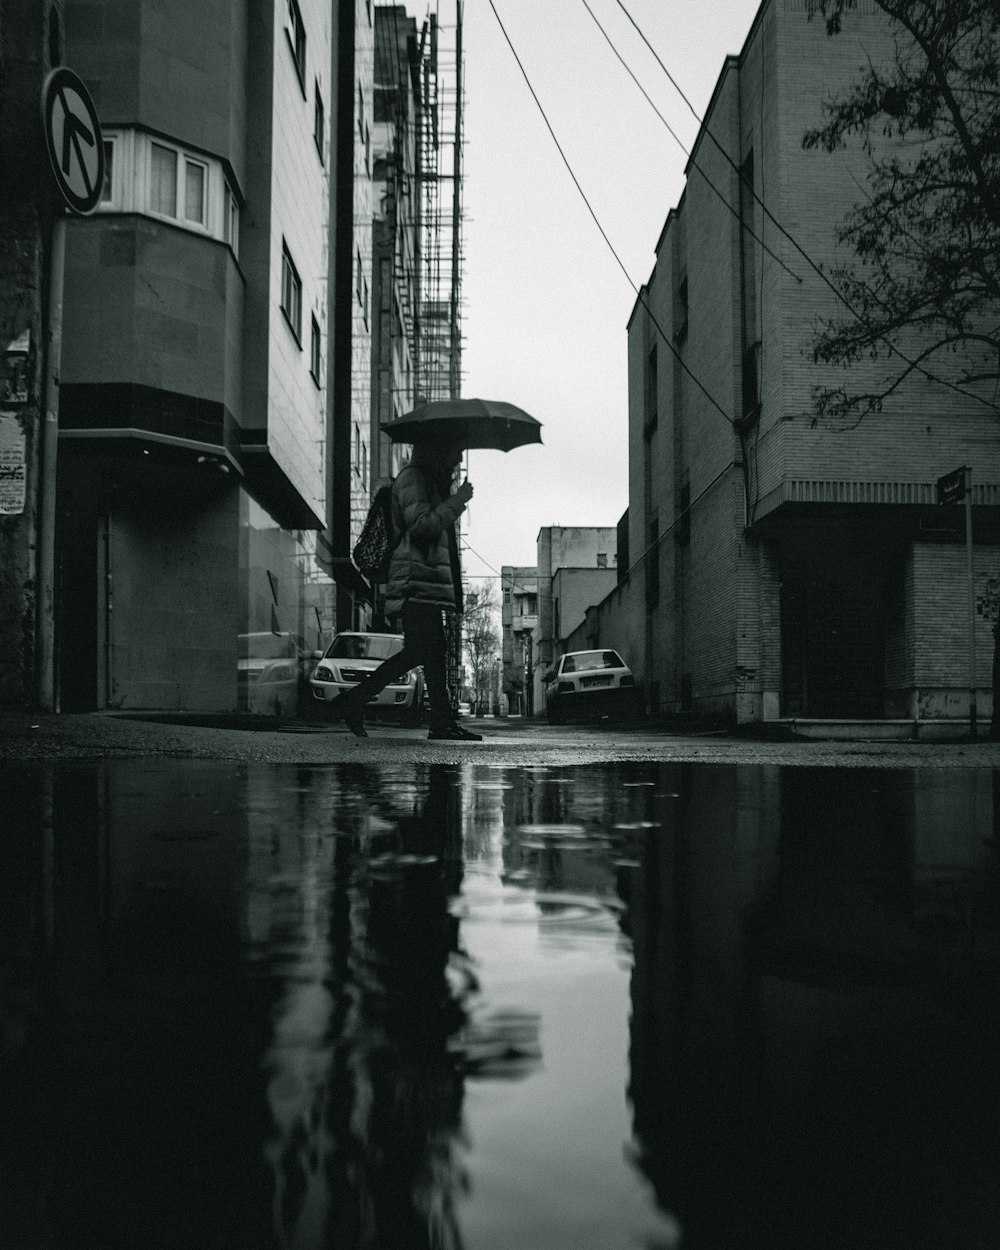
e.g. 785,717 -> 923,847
381,398 -> 543,452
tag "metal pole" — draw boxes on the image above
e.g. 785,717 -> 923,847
965,467 -> 977,738
37,212 -> 65,712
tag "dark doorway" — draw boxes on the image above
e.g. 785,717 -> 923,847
780,528 -> 886,717
56,487 -> 100,711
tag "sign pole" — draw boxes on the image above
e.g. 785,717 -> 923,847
37,67 -> 103,711
965,467 -> 977,738
36,212 -> 65,711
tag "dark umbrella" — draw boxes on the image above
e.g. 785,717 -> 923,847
381,398 -> 543,452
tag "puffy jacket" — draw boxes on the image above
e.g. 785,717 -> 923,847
384,462 -> 466,615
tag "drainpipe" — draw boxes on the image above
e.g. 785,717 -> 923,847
103,499 -> 113,707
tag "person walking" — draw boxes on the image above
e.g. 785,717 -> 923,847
331,436 -> 483,741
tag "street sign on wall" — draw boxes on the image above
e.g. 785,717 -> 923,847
40,67 -> 104,215
936,465 -> 969,506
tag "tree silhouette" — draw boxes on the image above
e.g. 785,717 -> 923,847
803,0 -> 1000,423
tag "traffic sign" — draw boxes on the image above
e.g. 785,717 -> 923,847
936,465 -> 969,505
40,67 -> 104,215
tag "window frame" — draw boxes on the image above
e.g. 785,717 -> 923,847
147,138 -> 210,230
314,81 -> 325,163
285,0 -> 307,93
100,133 -> 116,204
281,241 -> 303,345
310,314 -> 322,386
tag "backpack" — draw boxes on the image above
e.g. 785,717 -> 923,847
352,483 -> 396,583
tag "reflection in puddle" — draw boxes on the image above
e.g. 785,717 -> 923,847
0,760 -> 997,1248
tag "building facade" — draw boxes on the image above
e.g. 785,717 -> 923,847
500,565 -> 537,715
532,526 -> 618,713
55,0 -> 337,714
612,0 -> 1000,724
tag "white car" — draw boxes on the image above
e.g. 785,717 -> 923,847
544,649 -> 640,725
238,631 -> 302,716
309,631 -> 425,725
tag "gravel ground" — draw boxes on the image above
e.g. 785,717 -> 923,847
3,709 -> 1000,768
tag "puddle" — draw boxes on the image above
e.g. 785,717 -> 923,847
0,759 -> 997,1248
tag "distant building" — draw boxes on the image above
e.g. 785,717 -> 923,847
532,527 -> 617,714
501,566 -> 537,715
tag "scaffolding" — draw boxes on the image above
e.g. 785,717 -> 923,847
413,1 -> 464,404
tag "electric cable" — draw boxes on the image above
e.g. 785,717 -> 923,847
487,0 -> 737,431
582,0 -> 801,286
612,0 -> 997,414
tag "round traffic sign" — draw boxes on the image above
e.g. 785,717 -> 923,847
41,67 -> 104,215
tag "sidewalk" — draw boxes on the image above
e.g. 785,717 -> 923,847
3,708 -> 1000,768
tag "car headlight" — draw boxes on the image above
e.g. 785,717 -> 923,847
314,665 -> 335,681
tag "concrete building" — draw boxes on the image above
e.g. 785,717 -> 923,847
55,0 -> 337,713
532,527 -> 617,714
371,4 -> 420,489
500,565 -> 537,716
577,0 -> 1000,725
328,0 -> 375,631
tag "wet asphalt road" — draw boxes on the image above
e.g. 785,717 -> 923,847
3,709 -> 1000,767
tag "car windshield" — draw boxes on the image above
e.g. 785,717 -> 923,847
328,634 -> 402,660
238,634 -> 295,660
561,650 -> 624,673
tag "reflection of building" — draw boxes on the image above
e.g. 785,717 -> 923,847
532,527 -> 617,713
55,0 -> 336,712
624,763 -> 999,1245
501,565 -> 537,716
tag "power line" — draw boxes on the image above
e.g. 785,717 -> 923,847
582,0 -> 801,286
486,0 -> 737,432
612,0 -> 997,415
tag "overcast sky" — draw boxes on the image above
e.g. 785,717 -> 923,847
455,0 -> 762,584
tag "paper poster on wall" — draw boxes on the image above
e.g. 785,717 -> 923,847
0,414 -> 27,515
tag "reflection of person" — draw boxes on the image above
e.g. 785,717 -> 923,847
332,437 -> 482,740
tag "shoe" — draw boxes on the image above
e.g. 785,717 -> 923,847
427,723 -> 482,741
330,696 -> 367,737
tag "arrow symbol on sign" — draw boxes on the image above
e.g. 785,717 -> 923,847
58,87 -> 95,194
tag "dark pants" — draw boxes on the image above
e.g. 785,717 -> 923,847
335,601 -> 452,728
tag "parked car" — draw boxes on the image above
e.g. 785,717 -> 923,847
543,649 -> 640,724
238,631 -> 303,716
309,631 -> 425,725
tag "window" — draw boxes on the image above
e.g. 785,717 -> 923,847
281,242 -> 302,342
97,128 -> 239,251
224,184 -> 239,257
286,0 -> 306,88
100,137 -> 114,203
314,82 -> 325,162
150,142 -> 177,216
149,141 -> 207,225
310,315 -> 321,384
673,275 -> 689,344
597,553 -> 607,569
184,158 -> 206,223
356,247 -> 369,327
357,85 -> 365,146
645,344 -> 657,432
